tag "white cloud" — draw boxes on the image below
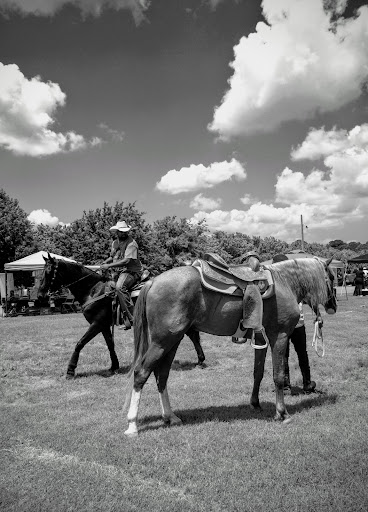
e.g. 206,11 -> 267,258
191,203 -> 343,241
98,123 -> 125,142
209,0 -> 368,138
0,0 -> 150,24
0,62 -> 101,156
240,193 -> 256,206
28,209 -> 60,227
291,124 -> 368,160
156,158 -> 246,195
192,122 -> 368,241
190,193 -> 222,211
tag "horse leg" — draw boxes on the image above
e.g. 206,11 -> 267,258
124,336 -> 183,437
186,327 -> 205,366
271,334 -> 291,423
101,326 -> 120,374
154,342 -> 182,426
124,343 -> 166,437
250,335 -> 268,411
66,322 -> 102,379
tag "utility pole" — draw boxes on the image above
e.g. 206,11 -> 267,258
300,215 -> 305,251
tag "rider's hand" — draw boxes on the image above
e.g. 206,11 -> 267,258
100,264 -> 109,271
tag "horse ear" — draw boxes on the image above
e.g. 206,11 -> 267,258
325,256 -> 333,267
43,255 -> 48,263
47,252 -> 55,263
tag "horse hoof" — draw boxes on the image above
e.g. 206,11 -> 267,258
197,362 -> 207,369
163,415 -> 182,427
109,367 -> 119,375
66,373 -> 75,380
250,403 -> 262,412
283,417 -> 293,425
124,430 -> 138,438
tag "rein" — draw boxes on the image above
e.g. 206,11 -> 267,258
312,319 -> 325,357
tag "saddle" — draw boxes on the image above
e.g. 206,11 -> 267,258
192,253 -> 275,346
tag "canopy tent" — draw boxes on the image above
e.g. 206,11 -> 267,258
4,251 -> 76,272
347,253 -> 368,264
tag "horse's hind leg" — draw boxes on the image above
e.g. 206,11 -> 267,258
125,340 -> 181,437
101,326 -> 119,374
125,343 -> 165,437
66,322 -> 102,379
250,337 -> 268,410
154,342 -> 182,427
186,327 -> 205,366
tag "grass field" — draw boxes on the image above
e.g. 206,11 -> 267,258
1,286 -> 367,512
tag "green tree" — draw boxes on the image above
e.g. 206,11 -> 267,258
0,189 -> 34,270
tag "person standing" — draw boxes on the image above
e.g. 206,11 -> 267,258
100,220 -> 142,329
353,266 -> 364,296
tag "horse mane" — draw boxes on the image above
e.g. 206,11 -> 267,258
267,258 -> 328,305
56,259 -> 102,283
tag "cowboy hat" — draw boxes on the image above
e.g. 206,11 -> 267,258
109,220 -> 131,232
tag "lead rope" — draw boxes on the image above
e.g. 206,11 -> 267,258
312,320 -> 325,357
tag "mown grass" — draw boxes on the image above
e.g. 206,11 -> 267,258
1,287 -> 367,512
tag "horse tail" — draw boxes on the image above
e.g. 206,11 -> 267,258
128,280 -> 153,377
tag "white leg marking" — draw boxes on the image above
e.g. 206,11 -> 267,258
124,389 -> 141,437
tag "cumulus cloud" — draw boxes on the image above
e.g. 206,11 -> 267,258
291,124 -> 368,160
192,123 -> 368,241
28,209 -> 60,227
209,0 -> 368,138
190,193 -> 222,211
156,158 -> 246,195
98,123 -> 125,142
0,63 -> 101,156
191,203 -> 342,241
0,0 -> 150,24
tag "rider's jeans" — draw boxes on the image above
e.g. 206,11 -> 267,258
116,272 -> 140,308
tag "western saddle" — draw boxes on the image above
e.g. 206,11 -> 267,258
192,253 -> 274,346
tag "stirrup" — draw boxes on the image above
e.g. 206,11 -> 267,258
250,327 -> 269,350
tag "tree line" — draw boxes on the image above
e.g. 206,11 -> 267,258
1,188 -> 367,279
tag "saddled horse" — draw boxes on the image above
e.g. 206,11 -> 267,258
38,254 -> 206,378
124,257 -> 337,436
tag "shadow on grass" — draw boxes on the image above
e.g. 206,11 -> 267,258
171,360 -> 207,371
137,392 -> 338,433
74,365 -> 131,379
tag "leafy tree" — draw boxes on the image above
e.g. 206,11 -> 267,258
0,189 -> 34,271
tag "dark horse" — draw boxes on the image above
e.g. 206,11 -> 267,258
38,254 -> 206,378
124,257 -> 337,436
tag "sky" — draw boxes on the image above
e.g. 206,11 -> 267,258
0,0 -> 368,244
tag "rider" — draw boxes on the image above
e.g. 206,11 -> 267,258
272,253 -> 316,393
100,220 -> 142,329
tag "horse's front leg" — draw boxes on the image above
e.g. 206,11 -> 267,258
250,336 -> 268,411
66,322 -> 102,379
271,333 -> 291,423
101,326 -> 119,374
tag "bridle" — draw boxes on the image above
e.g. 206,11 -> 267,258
45,259 -> 100,293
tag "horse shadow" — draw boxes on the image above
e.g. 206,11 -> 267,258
171,360 -> 207,371
74,365 -> 131,379
138,392 -> 338,433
